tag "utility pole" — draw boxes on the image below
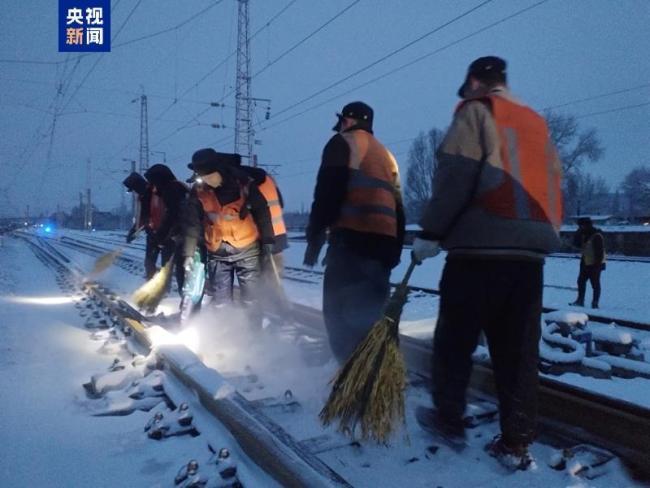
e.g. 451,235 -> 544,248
234,0 -> 253,163
133,91 -> 150,173
85,159 -> 93,230
79,192 -> 84,229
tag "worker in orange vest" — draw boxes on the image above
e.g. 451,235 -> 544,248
304,101 -> 405,363
220,154 -> 289,274
413,57 -> 562,471
182,149 -> 274,316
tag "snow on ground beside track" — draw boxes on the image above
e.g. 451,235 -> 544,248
0,236 -> 274,487
0,238 -> 177,486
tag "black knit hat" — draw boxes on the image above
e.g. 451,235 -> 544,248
122,172 -> 147,195
333,101 -> 374,131
188,148 -> 241,176
458,56 -> 507,98
577,217 -> 593,226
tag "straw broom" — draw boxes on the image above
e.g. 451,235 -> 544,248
319,259 -> 417,443
90,229 -> 142,275
132,260 -> 173,312
90,248 -> 124,275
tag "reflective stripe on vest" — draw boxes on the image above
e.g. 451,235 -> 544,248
149,193 -> 165,231
334,130 -> 399,237
258,176 -> 287,238
462,95 -> 563,228
196,185 -> 259,252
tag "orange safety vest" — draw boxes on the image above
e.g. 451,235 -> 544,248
258,175 -> 287,238
195,185 -> 259,252
148,192 -> 165,231
334,130 -> 399,237
462,95 -> 563,228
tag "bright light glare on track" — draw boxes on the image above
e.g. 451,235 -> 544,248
148,325 -> 200,354
3,295 -> 78,305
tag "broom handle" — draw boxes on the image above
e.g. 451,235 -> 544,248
397,259 -> 417,290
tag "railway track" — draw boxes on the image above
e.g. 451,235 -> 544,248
282,266 -> 650,333
39,233 -> 650,333
289,235 -> 650,264
22,231 -> 650,482
22,234 -> 351,487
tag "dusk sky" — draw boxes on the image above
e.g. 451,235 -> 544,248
1,0 -> 649,218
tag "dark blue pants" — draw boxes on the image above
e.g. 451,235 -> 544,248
206,242 -> 261,307
577,262 -> 602,306
322,245 -> 391,363
432,258 -> 543,446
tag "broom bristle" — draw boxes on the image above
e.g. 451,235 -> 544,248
319,316 -> 406,443
132,261 -> 173,312
91,249 -> 122,275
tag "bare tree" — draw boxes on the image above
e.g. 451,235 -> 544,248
544,111 -> 605,217
620,166 -> 650,217
543,110 -> 605,176
403,127 -> 445,221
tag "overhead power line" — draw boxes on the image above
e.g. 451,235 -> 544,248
113,0 -> 225,49
271,0 -> 494,120
542,83 -> 650,111
256,0 -> 550,135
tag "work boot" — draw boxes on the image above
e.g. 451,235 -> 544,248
591,301 -> 599,309
415,406 -> 467,450
569,300 -> 584,307
485,435 -> 535,471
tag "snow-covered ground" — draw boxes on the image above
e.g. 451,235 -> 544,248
0,236 -> 275,487
2,230 -> 647,487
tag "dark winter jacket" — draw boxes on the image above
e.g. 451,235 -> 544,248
181,172 -> 275,259
144,164 -> 189,245
306,126 -> 405,269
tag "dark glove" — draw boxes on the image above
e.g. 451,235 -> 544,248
304,242 -> 322,267
262,243 -> 275,257
126,228 -> 136,243
304,228 -> 326,267
601,262 -> 606,271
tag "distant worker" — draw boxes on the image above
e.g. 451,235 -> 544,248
570,217 -> 605,308
412,57 -> 563,470
182,149 -> 274,318
142,164 -> 189,293
122,171 -> 156,278
304,101 -> 405,363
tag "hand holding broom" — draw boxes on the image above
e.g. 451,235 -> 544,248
319,258 -> 418,443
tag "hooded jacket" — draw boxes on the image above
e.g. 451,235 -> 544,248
143,164 -> 188,244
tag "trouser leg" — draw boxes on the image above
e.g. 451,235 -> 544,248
483,261 -> 543,447
322,247 -> 390,364
576,263 -> 587,304
144,236 -> 159,279
207,257 -> 234,305
235,249 -> 262,327
432,260 -> 485,420
588,266 -> 601,306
